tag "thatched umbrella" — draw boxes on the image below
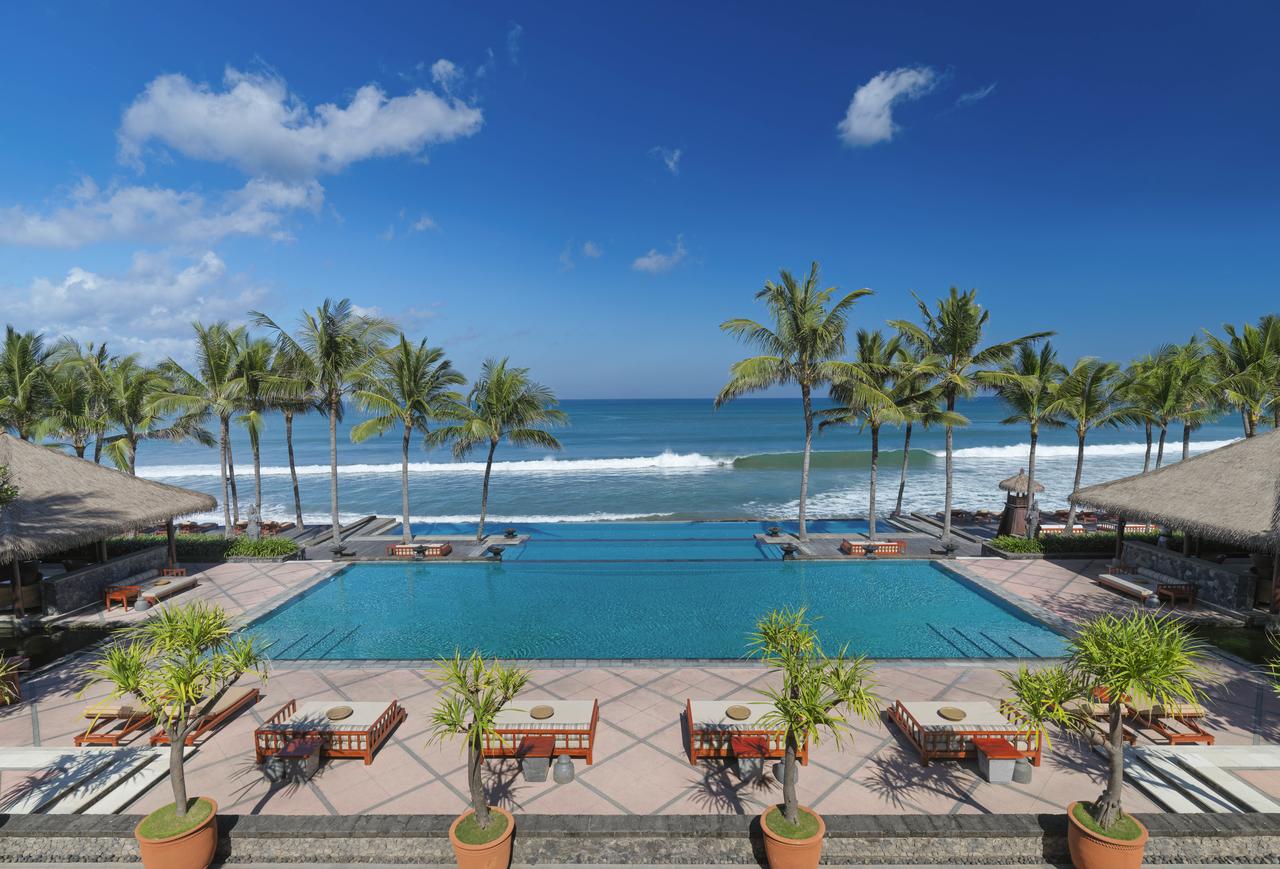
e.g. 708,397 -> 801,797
1071,429 -> 1280,610
997,468 -> 1044,537
0,434 -> 216,616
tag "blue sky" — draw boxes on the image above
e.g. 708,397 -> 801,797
1,1 -> 1277,397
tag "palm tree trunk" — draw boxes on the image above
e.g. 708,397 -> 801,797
1092,702 -> 1126,829
868,423 -> 879,540
467,737 -> 490,827
127,435 -> 139,476
893,423 -> 913,517
1025,424 -> 1039,539
797,384 -> 813,541
1156,424 -> 1168,468
942,393 -> 956,547
93,431 -> 104,464
169,737 -> 189,817
401,423 -> 412,545
781,735 -> 799,825
219,417 -> 232,537
252,435 -> 263,524
226,428 -> 241,525
1142,421 -> 1153,473
477,440 -> 497,543
285,411 -> 304,530
1064,430 -> 1086,532
1182,422 -> 1192,462
329,395 -> 342,545
73,440 -> 86,459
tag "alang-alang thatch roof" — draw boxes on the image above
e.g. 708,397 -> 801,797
1070,429 -> 1280,550
0,433 -> 216,563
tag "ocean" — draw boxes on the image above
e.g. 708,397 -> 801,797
133,397 -> 1243,525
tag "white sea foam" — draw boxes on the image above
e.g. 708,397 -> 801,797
940,439 -> 1238,460
139,450 -> 727,479
179,507 -> 675,525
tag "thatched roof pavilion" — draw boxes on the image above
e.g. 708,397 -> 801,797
999,469 -> 1045,495
1070,431 -> 1275,550
0,434 -> 215,614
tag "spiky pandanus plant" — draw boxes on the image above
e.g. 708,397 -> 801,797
716,263 -> 872,541
427,651 -> 529,837
749,609 -> 879,830
83,604 -> 267,824
430,358 -> 566,543
1001,612 -> 1207,833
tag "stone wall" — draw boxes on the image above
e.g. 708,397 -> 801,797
38,546 -> 166,616
1123,540 -> 1256,610
3,812 -> 1280,864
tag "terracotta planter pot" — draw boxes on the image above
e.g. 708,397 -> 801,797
135,798 -> 218,869
1066,801 -> 1148,869
759,804 -> 825,869
449,805 -> 516,869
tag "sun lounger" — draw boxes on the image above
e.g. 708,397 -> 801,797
1067,700 -> 1138,747
255,699 -> 406,765
685,698 -> 807,765
139,575 -> 197,606
1096,573 -> 1159,606
1128,702 -> 1215,746
385,542 -> 453,558
74,698 -> 155,746
150,686 -> 261,746
1098,522 -> 1157,534
888,700 -> 1042,766
838,539 -> 906,557
178,522 -> 216,534
484,698 -> 599,764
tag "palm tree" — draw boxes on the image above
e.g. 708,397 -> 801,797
891,288 -> 1050,548
50,339 -> 115,462
235,336 -> 277,526
352,335 -> 466,544
819,330 -> 906,540
253,300 -> 395,546
1171,339 -> 1214,462
0,326 -> 51,441
1119,356 -> 1159,473
716,263 -> 872,541
981,342 -> 1066,537
1045,358 -> 1127,531
36,362 -> 95,457
887,338 -> 962,517
101,356 -> 213,474
268,345 -> 317,530
1204,319 -> 1280,438
154,323 -> 249,536
431,358 -> 567,543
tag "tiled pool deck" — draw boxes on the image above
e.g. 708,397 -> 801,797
2,557 -> 1276,817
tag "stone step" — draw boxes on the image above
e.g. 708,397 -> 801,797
1133,751 -> 1241,813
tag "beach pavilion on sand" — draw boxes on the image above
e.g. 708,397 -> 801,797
0,433 -> 216,618
1070,429 -> 1280,612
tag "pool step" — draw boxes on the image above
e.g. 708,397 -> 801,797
928,625 -> 1060,659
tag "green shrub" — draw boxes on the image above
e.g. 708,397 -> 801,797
990,530 -> 1178,555
990,535 -> 1043,553
106,533 -> 297,562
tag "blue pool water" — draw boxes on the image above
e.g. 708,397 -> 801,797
247,560 -> 1065,661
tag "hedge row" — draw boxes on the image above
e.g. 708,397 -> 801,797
106,533 -> 299,561
989,531 -> 1173,555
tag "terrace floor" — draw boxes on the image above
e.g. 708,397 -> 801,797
3,557 -> 1276,817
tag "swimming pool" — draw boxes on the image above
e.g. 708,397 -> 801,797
247,560 -> 1064,661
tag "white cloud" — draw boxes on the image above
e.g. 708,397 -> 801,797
1,251 -> 267,362
956,82 -> 997,107
0,176 -> 322,248
650,146 -> 682,175
431,59 -> 463,93
507,22 -> 524,65
632,235 -> 686,273
411,214 -> 438,232
118,66 -> 484,178
837,66 -> 938,147
581,240 -> 603,258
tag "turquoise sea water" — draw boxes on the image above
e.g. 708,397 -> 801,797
247,559 -> 1065,661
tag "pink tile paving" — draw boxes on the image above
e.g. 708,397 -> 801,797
0,557 -> 1273,817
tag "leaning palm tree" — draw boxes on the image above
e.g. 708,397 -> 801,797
253,300 -> 395,546
716,263 -> 872,541
819,330 -> 907,540
101,356 -> 214,475
0,326 -> 52,441
235,336 -> 277,526
154,322 -> 249,536
1204,319 -> 1280,439
980,342 -> 1066,537
1044,358 -> 1128,531
352,335 -> 466,544
431,358 -> 567,543
891,289 -> 1050,547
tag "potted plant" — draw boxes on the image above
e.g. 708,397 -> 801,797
428,650 -> 529,869
1001,612 -> 1207,869
749,608 -> 879,869
84,603 -> 267,869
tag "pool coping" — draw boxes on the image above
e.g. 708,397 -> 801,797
241,557 -> 1071,667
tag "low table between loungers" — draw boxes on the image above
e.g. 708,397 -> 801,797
254,699 -> 406,766
888,700 -> 1041,767
485,698 -> 599,764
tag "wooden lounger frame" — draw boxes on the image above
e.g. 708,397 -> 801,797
385,542 -> 453,558
75,709 -> 156,746
1128,705 -> 1215,746
685,699 -> 808,766
887,700 -> 1042,767
150,687 -> 261,746
482,699 -> 599,764
254,699 -> 407,765
839,539 -> 907,557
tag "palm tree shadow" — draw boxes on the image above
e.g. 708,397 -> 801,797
861,751 -> 989,813
683,760 -> 778,815
483,759 -> 526,811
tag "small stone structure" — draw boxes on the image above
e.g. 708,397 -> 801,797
1124,540 -> 1256,611
38,546 -> 167,616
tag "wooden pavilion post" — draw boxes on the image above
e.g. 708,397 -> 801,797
96,539 -> 108,563
165,519 -> 178,569
1113,519 -> 1126,570
10,560 -> 23,618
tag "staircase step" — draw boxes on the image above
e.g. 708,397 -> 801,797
1100,745 -> 1202,813
1169,751 -> 1280,813
45,748 -> 159,814
1133,751 -> 1241,813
